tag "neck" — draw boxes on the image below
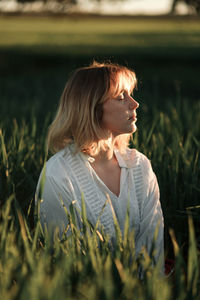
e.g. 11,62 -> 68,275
91,134 -> 117,163
93,147 -> 114,164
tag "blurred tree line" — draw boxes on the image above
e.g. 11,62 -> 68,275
171,0 -> 200,13
15,0 -> 200,14
17,0 -> 77,3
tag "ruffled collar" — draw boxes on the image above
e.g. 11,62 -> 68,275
79,147 -> 137,169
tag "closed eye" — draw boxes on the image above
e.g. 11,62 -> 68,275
117,91 -> 126,100
116,89 -> 133,101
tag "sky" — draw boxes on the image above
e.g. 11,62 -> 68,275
0,0 -> 190,15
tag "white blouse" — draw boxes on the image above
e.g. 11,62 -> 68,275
36,144 -> 164,266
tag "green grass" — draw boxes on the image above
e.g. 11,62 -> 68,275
0,16 -> 200,58
0,190 -> 199,299
0,16 -> 200,47
0,15 -> 200,299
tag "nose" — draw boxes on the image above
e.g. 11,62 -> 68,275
129,96 -> 139,110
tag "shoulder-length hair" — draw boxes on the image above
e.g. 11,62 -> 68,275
48,61 -> 137,156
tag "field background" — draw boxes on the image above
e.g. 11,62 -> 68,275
0,15 -> 200,299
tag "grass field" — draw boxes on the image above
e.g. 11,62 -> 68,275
1,16 -> 200,52
0,15 -> 200,299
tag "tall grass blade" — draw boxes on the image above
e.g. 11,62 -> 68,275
17,209 -> 34,270
107,194 -> 123,254
187,216 -> 199,297
0,129 -> 9,178
169,228 -> 186,299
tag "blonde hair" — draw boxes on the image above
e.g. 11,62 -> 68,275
48,61 -> 137,156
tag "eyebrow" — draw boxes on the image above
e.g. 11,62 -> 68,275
120,88 -> 133,95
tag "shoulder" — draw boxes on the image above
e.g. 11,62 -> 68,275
44,149 -> 66,177
41,146 -> 76,183
117,148 -> 155,188
116,148 -> 151,170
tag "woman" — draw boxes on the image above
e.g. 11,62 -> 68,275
36,61 -> 164,268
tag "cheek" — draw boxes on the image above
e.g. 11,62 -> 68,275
102,103 -> 111,119
101,111 -> 110,128
101,105 -> 114,128
101,100 -> 129,128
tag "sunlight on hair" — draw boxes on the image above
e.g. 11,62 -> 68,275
48,61 -> 137,157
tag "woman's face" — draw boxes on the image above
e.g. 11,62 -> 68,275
101,78 -> 139,137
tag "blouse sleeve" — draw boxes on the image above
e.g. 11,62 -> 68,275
35,166 -> 80,239
135,157 -> 164,271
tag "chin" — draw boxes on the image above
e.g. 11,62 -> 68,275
129,124 -> 137,133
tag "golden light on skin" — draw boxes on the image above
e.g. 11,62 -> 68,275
102,73 -> 139,139
102,91 -> 139,137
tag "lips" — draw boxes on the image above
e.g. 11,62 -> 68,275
128,115 -> 137,121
